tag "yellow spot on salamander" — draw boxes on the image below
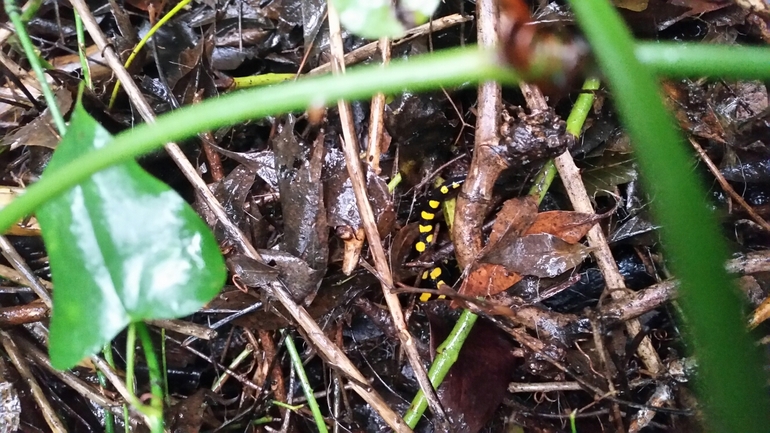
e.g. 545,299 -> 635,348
425,234 -> 434,243
422,270 -> 430,280
419,224 -> 433,233
421,211 -> 435,220
428,200 -> 441,209
440,186 -> 449,194
415,242 -> 426,252
430,267 -> 442,280
419,292 -> 433,302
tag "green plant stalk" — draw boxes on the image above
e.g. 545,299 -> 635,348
529,77 -> 601,204
231,73 -> 297,89
635,42 -> 770,80
569,1 -> 770,431
96,367 -> 116,433
565,78 -> 601,137
0,42 -> 762,235
160,328 -> 169,405
74,11 -> 92,90
403,309 -> 478,427
0,47 -> 511,233
124,324 -> 161,423
271,400 -> 305,411
387,172 -> 403,193
135,322 -> 164,433
108,0 -> 193,108
18,0 -> 44,22
404,77 -> 599,425
211,346 -> 253,392
102,346 -> 128,433
281,330 -> 329,433
252,415 -> 277,424
4,0 -> 66,134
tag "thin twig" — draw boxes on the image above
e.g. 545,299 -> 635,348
515,79 -> 666,379
365,37 -> 391,175
327,4 -> 439,430
309,14 -> 471,75
689,136 -> 770,233
453,0 -> 504,270
0,235 -> 52,306
0,330 -> 67,432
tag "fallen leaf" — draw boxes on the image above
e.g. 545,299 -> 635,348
487,195 -> 539,248
525,210 -> 603,244
457,263 -> 523,300
483,233 -> 591,278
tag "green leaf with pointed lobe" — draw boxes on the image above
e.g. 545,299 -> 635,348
38,104 -> 225,370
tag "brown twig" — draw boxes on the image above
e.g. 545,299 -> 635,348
689,136 -> 770,233
365,37 -> 391,175
193,90 -> 225,182
309,14 -> 471,75
258,330 -> 287,415
453,0 -> 505,270
327,5 -> 443,429
0,330 -> 66,432
553,149 -> 664,376
0,235 -> 52,307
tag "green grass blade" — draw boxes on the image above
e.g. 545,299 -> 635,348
569,1 -> 770,431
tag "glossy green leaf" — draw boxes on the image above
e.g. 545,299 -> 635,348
38,104 -> 226,370
330,0 -> 439,39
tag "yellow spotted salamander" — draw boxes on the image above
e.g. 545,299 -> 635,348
415,178 -> 464,301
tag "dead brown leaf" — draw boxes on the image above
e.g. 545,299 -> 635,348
525,210 -> 603,244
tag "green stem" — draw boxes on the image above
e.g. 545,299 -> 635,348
19,0 -> 44,23
102,345 -> 129,433
403,309 -> 478,427
4,0 -> 66,134
0,42 -> 769,234
125,324 -> 137,400
281,330 -> 329,433
160,328 -> 169,405
570,1 -> 770,431
529,77 -> 601,204
108,0 -> 193,108
134,322 -> 164,433
0,47 -> 509,233
635,42 -> 770,80
125,324 -> 162,428
96,367 -> 116,433
565,77 -> 601,137
74,11 -> 92,90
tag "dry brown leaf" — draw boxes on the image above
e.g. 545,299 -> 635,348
457,263 -> 523,301
487,195 -> 538,248
525,210 -> 603,244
